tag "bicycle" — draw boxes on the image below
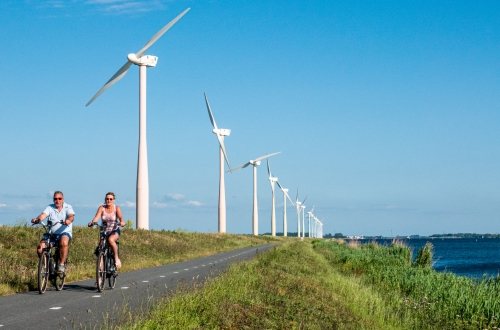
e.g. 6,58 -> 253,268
91,224 -> 120,292
33,220 -> 66,294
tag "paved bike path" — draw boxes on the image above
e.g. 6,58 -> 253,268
0,244 -> 274,329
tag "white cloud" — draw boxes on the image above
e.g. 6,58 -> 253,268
186,200 -> 203,207
152,201 -> 168,209
0,203 -> 7,208
154,193 -> 204,208
85,0 -> 166,14
122,201 -> 136,208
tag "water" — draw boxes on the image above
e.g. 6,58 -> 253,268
373,238 -> 500,279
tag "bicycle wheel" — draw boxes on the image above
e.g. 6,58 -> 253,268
96,253 -> 106,292
54,264 -> 65,291
108,258 -> 117,289
37,252 -> 49,294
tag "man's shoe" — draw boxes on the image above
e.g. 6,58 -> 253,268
57,264 -> 65,274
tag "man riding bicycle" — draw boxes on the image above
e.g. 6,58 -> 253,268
32,191 -> 75,274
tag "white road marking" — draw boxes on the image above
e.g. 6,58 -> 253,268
184,268 -> 189,271
92,295 -> 101,298
121,286 -> 129,289
201,264 -> 206,267
142,280 -> 149,283
173,271 -> 179,274
160,275 -> 165,278
50,307 -> 62,310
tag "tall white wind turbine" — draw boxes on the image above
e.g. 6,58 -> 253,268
294,191 -> 306,238
307,206 -> 315,238
204,93 -> 231,233
86,8 -> 190,230
276,180 -> 294,237
301,203 -> 306,239
266,160 -> 278,237
231,152 -> 280,235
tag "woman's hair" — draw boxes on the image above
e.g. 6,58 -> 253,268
105,192 -> 116,199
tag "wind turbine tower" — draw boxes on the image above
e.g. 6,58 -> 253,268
204,94 -> 231,233
301,204 -> 306,239
276,181 -> 293,237
86,8 -> 190,230
267,160 -> 278,237
232,152 -> 280,235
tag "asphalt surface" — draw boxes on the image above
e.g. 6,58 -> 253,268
0,244 -> 274,329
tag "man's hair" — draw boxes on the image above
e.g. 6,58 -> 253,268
53,191 -> 64,197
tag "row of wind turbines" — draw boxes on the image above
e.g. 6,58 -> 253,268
204,93 -> 324,238
84,7 -> 325,237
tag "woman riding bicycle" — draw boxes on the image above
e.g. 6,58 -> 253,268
88,192 -> 125,269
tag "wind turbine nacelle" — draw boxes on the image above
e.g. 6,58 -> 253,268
250,160 -> 261,166
213,128 -> 231,136
127,53 -> 158,67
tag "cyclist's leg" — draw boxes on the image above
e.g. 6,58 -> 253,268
107,232 -> 120,267
37,239 -> 47,257
58,234 -> 71,265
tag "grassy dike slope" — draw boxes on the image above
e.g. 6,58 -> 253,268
126,240 -> 500,329
126,241 -> 402,329
0,224 -> 276,295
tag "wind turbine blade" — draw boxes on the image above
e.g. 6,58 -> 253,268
285,192 -> 295,205
302,196 -> 308,205
266,159 -> 271,178
228,161 -> 251,173
86,61 -> 133,107
255,151 -> 281,163
295,189 -> 299,202
217,134 -> 231,171
204,93 -> 218,129
136,8 -> 191,57
276,180 -> 283,190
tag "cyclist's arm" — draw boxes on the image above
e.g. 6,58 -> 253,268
31,212 -> 48,224
88,206 -> 103,226
116,206 -> 125,227
64,213 -> 75,226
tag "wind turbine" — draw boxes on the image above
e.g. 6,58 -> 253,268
307,206 -> 315,238
276,180 -> 294,237
266,160 -> 278,237
231,152 -> 280,235
204,93 -> 231,233
294,191 -> 306,238
301,203 -> 306,239
85,8 -> 190,230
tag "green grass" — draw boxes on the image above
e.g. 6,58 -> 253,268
4,226 -> 499,329
0,224 -> 276,296
124,241 -> 405,329
313,239 -> 500,329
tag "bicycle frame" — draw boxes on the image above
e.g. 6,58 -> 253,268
35,221 -> 66,293
93,224 -> 118,291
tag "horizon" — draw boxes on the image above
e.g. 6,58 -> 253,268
1,1 -> 500,236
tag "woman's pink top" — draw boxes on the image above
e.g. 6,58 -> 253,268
102,205 -> 118,233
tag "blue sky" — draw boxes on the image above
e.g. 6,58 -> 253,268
1,0 -> 499,236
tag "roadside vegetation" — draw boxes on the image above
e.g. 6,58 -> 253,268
0,224 -> 275,296
3,224 -> 500,328
313,239 -> 500,329
124,240 -> 500,329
